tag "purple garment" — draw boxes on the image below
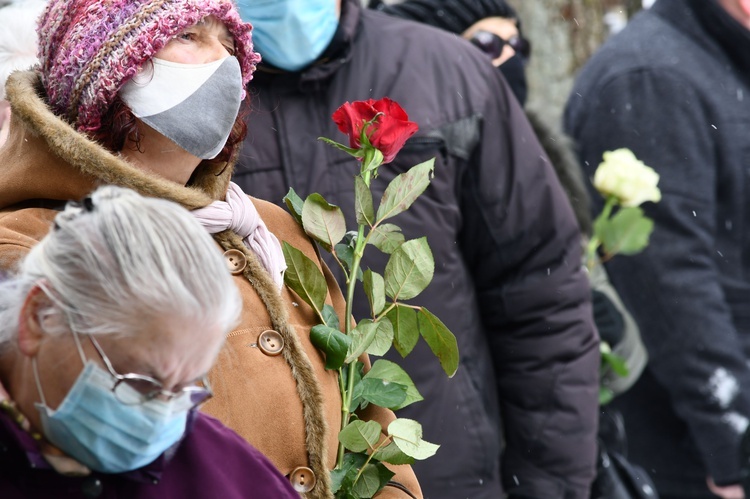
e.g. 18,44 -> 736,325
0,410 -> 300,498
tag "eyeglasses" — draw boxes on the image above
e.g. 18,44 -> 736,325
469,30 -> 531,62
88,335 -> 213,409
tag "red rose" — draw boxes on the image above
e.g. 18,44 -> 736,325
332,98 -> 419,164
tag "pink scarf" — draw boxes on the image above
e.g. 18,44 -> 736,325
192,182 -> 286,289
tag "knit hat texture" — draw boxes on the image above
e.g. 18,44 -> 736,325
378,0 -> 518,36
38,0 -> 261,132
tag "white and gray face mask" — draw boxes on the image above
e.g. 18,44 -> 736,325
120,56 -> 242,160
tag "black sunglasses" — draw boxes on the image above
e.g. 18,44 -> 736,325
469,30 -> 531,62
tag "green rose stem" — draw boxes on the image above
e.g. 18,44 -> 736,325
338,151 -> 381,469
586,195 -> 617,270
352,436 -> 393,486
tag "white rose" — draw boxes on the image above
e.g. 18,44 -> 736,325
593,148 -> 661,207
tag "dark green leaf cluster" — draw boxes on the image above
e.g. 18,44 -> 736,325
281,151 -> 457,497
594,205 -> 654,258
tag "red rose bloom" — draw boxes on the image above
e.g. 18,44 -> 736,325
332,98 -> 419,164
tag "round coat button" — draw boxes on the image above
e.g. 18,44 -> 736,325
258,330 -> 284,356
289,466 -> 316,493
223,249 -> 247,275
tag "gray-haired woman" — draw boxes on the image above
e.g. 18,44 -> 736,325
0,185 -> 299,498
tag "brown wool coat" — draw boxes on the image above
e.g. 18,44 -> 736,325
0,71 -> 420,499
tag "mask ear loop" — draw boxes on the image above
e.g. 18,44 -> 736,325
68,327 -> 88,366
31,281 -> 90,408
32,357 -> 49,408
34,280 -> 88,367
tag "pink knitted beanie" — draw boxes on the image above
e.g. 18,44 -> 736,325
37,0 -> 262,132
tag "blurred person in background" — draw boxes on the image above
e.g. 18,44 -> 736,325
0,0 -> 420,496
565,1 -> 750,498
234,0 -> 600,498
0,0 -> 46,146
374,0 -> 648,396
371,0 -> 530,106
375,4 -> 655,498
0,185 -> 299,498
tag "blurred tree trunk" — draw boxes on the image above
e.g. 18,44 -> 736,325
508,0 -> 608,127
625,0 -> 643,17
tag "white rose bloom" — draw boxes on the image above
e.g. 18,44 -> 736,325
593,148 -> 662,207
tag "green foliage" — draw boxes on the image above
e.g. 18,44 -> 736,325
363,270 -> 386,316
291,115 -> 458,497
595,206 -> 654,257
376,159 -> 435,221
283,188 -> 304,225
331,452 -> 394,499
364,360 -> 423,410
388,418 -> 440,460
601,350 -> 629,378
372,442 -> 415,465
599,387 -> 615,406
387,305 -> 419,357
302,194 -> 347,252
345,361 -> 366,411
368,224 -> 405,254
339,420 -> 382,453
352,378 -> 408,409
311,324 -> 351,370
335,241 -> 364,282
330,453 -> 368,494
346,320 -> 381,363
352,463 -> 394,498
365,319 -> 393,357
355,176 -> 375,226
417,308 -> 459,377
323,304 -> 341,330
319,136 -> 365,157
362,147 -> 385,177
599,346 -> 630,405
282,242 -> 327,315
384,237 -> 434,301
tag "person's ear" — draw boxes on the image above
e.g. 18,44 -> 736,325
17,284 -> 53,357
740,0 -> 750,18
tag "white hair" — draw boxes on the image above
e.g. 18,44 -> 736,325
0,186 -> 241,346
0,1 -> 46,100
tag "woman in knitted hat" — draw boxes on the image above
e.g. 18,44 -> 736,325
0,1 -> 420,498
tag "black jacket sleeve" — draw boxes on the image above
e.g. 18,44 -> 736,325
565,68 -> 750,486
460,74 -> 600,498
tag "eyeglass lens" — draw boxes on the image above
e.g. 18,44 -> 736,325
469,30 -> 531,61
89,335 -> 211,408
113,377 -> 212,407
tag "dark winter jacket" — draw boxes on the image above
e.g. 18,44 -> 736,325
235,1 -> 600,498
0,411 -> 299,498
565,0 -> 750,496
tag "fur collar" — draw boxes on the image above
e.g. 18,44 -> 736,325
1,70 -> 232,210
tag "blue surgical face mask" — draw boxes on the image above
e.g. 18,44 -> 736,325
33,346 -> 189,473
237,0 -> 339,72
